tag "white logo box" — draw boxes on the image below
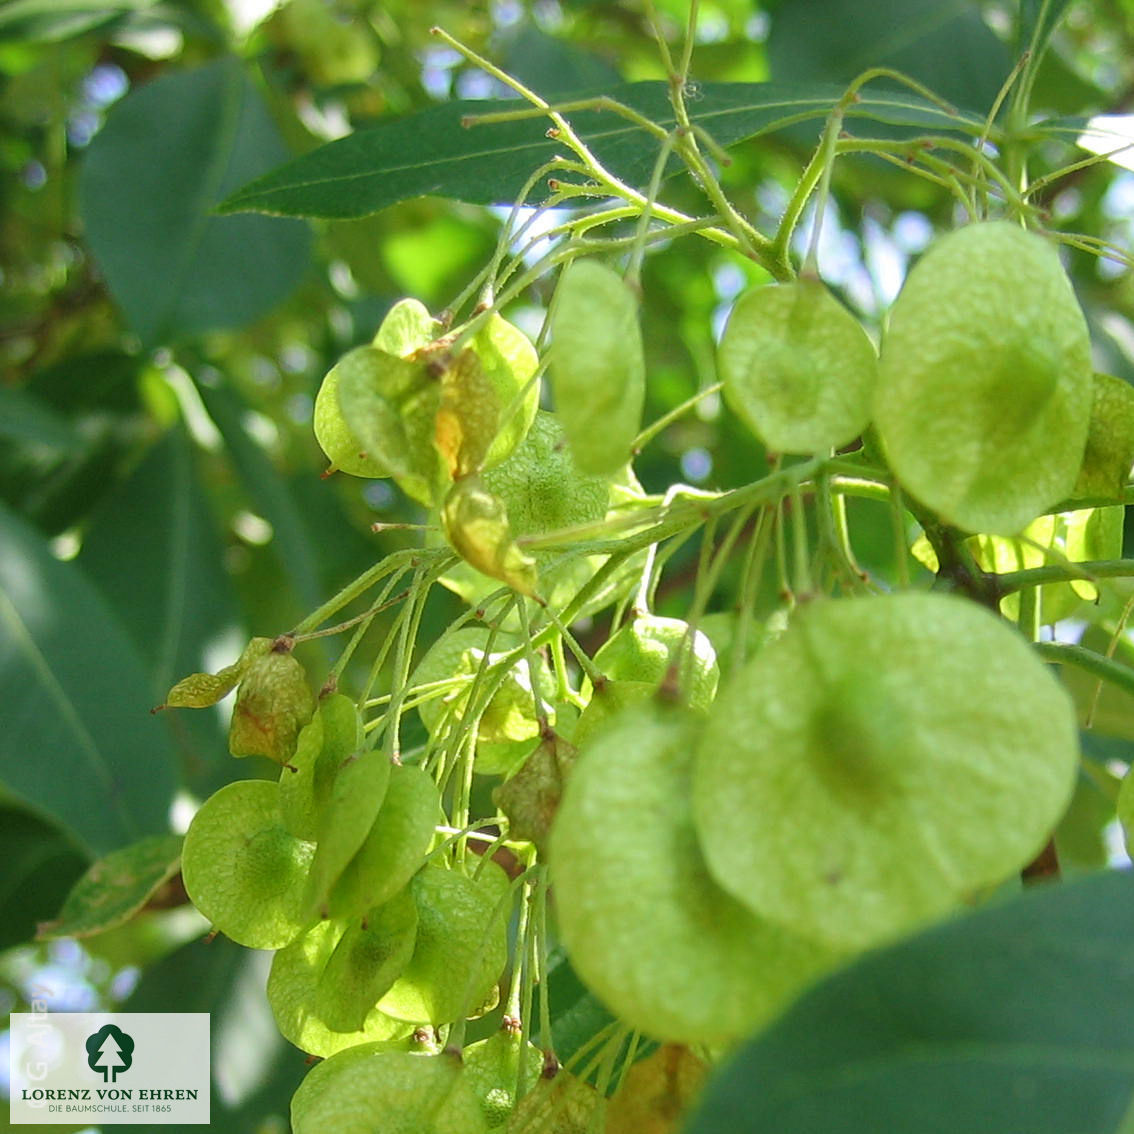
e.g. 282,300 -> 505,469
9,1013 -> 210,1125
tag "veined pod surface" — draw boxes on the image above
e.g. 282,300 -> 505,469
549,259 -> 645,475
874,221 -> 1093,534
182,780 -> 314,950
693,593 -> 1080,948
720,278 -> 877,454
291,1049 -> 488,1134
314,297 -> 438,477
550,704 -> 836,1043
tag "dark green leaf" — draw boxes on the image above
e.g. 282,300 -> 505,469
192,379 -> 327,640
687,868 -> 1134,1134
767,0 -> 1012,113
0,388 -> 82,452
219,80 -> 980,219
0,804 -> 88,952
77,427 -> 240,794
0,0 -> 156,42
0,501 -> 178,854
80,58 -> 311,346
38,833 -> 182,939
125,934 -> 309,1133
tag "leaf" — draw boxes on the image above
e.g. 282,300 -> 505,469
77,428 -> 241,790
37,833 -> 183,940
0,388 -> 81,452
218,81 -> 980,219
0,804 -> 88,952
80,58 -> 311,346
767,0 -> 1012,112
0,0 -> 157,43
0,501 -> 178,855
685,868 -> 1134,1134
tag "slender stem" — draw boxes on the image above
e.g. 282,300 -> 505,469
1034,641 -> 1134,698
996,559 -> 1134,596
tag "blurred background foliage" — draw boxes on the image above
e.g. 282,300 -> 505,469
2,0 -> 1134,1129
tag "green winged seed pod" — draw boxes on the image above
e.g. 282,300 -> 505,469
589,614 -> 719,710
291,1049 -> 489,1134
302,744 -> 393,920
182,780 -> 315,950
550,704 -> 836,1044
335,345 -> 448,505
327,763 -> 442,920
280,693 -> 363,841
268,917 -> 419,1058
466,312 -> 540,469
549,259 -> 645,475
692,593 -> 1080,949
311,888 -> 420,1033
314,297 -> 438,478
720,278 -> 878,454
874,220 -> 1093,535
1073,372 -> 1134,499
379,861 -> 510,1027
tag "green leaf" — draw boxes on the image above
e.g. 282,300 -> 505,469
80,58 -> 311,346
0,0 -> 157,43
0,388 -> 81,452
767,0 -> 1012,112
0,804 -> 88,952
77,428 -> 240,793
0,501 -> 178,855
37,833 -> 182,940
218,81 -> 980,219
685,868 -> 1134,1134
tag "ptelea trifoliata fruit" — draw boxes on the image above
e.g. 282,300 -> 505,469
438,412 -> 647,619
692,593 -> 1080,949
313,297 -> 437,477
549,259 -> 645,475
1072,372 -> 1134,499
379,861 -> 510,1026
290,1049 -> 490,1134
874,221 -> 1093,535
550,705 -> 836,1043
588,614 -> 719,709
182,780 -> 315,949
268,916 -> 419,1057
326,762 -> 441,919
720,278 -> 877,454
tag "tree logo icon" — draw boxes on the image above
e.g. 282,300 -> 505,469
85,1025 -> 135,1083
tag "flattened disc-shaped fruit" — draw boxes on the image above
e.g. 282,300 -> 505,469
327,763 -> 441,919
693,593 -> 1080,948
373,297 -> 438,357
280,693 -> 363,841
551,706 -> 835,1044
303,745 -> 392,919
269,918 -> 419,1057
336,345 -> 447,505
291,1049 -> 489,1134
313,888 -> 419,1033
591,614 -> 719,710
182,780 -> 314,949
314,362 -> 391,479
549,259 -> 645,475
469,313 -> 540,469
439,412 -> 645,620
720,279 -> 877,454
441,476 -> 539,596
1073,372 -> 1134,499
875,221 -> 1092,534
462,1031 -> 542,1129
380,862 -> 510,1026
